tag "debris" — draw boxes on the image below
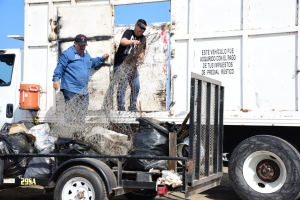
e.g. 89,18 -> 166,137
123,117 -> 169,171
8,123 -> 36,145
84,126 -> 131,163
156,170 -> 183,188
24,149 -> 54,178
28,123 -> 57,152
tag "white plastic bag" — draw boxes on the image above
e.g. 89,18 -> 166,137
28,123 -> 57,152
156,170 -> 183,188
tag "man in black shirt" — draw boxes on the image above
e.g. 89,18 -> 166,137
114,19 -> 147,111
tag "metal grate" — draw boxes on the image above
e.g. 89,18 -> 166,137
187,73 -> 224,183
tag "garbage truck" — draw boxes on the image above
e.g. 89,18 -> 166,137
0,0 -> 226,199
1,0 -> 300,200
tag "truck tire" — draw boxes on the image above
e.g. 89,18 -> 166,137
229,135 -> 300,200
123,189 -> 157,200
54,165 -> 108,200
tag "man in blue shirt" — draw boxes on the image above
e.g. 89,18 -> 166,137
52,34 -> 109,123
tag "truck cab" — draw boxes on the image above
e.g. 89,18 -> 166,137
0,49 -> 23,127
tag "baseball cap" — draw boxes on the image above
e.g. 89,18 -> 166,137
74,34 -> 88,46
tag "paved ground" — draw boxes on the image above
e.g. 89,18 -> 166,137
2,167 -> 300,200
0,167 -> 243,200
0,167 -> 300,200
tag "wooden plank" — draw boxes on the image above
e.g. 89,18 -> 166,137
168,132 -> 177,171
177,112 -> 190,137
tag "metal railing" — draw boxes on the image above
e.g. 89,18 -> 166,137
186,72 -> 224,194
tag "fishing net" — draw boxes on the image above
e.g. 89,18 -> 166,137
49,23 -> 170,161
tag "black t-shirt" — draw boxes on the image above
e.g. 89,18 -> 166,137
114,29 -> 146,65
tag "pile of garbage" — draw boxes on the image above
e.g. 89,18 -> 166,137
0,121 -> 130,178
0,117 -> 188,188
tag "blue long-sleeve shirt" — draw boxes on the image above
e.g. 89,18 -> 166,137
53,45 -> 105,94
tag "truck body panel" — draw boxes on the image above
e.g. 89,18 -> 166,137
169,0 -> 300,126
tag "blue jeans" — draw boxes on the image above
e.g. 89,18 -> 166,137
114,63 -> 140,111
61,89 -> 89,124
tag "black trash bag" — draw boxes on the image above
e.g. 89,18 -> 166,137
0,133 -> 34,178
123,117 -> 169,171
24,149 -> 53,178
53,138 -> 109,166
2,133 -> 34,154
53,138 -> 90,154
0,123 -> 13,132
164,121 -> 179,132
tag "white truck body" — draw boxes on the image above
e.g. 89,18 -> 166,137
2,0 -> 299,127
171,0 -> 300,126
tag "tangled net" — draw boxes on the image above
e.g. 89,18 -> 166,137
50,25 -> 167,160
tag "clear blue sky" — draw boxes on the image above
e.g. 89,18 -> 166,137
0,0 -> 170,49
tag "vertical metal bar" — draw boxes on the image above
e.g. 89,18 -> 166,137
188,78 -> 196,182
218,86 -> 225,172
167,31 -> 171,110
194,80 -> 202,180
117,158 -> 122,186
57,15 -> 62,57
182,159 -> 187,192
53,157 -> 58,171
0,158 -> 3,184
213,85 -> 220,173
205,83 -> 211,176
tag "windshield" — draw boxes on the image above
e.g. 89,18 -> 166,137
0,54 -> 15,86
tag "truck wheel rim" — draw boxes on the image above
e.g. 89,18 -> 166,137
62,177 -> 95,200
243,151 -> 286,194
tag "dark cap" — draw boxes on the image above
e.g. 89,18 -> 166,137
74,34 -> 88,46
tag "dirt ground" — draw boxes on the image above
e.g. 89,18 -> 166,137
0,167 -> 243,200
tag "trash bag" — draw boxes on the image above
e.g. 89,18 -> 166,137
24,149 -> 53,178
28,123 -> 57,152
0,133 -> 34,178
2,133 -> 34,154
0,123 -> 12,132
54,138 -> 90,154
53,138 -> 109,166
124,117 -> 169,171
164,122 -> 179,132
8,123 -> 36,145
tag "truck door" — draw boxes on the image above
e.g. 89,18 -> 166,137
57,5 -> 113,111
0,49 -> 22,128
